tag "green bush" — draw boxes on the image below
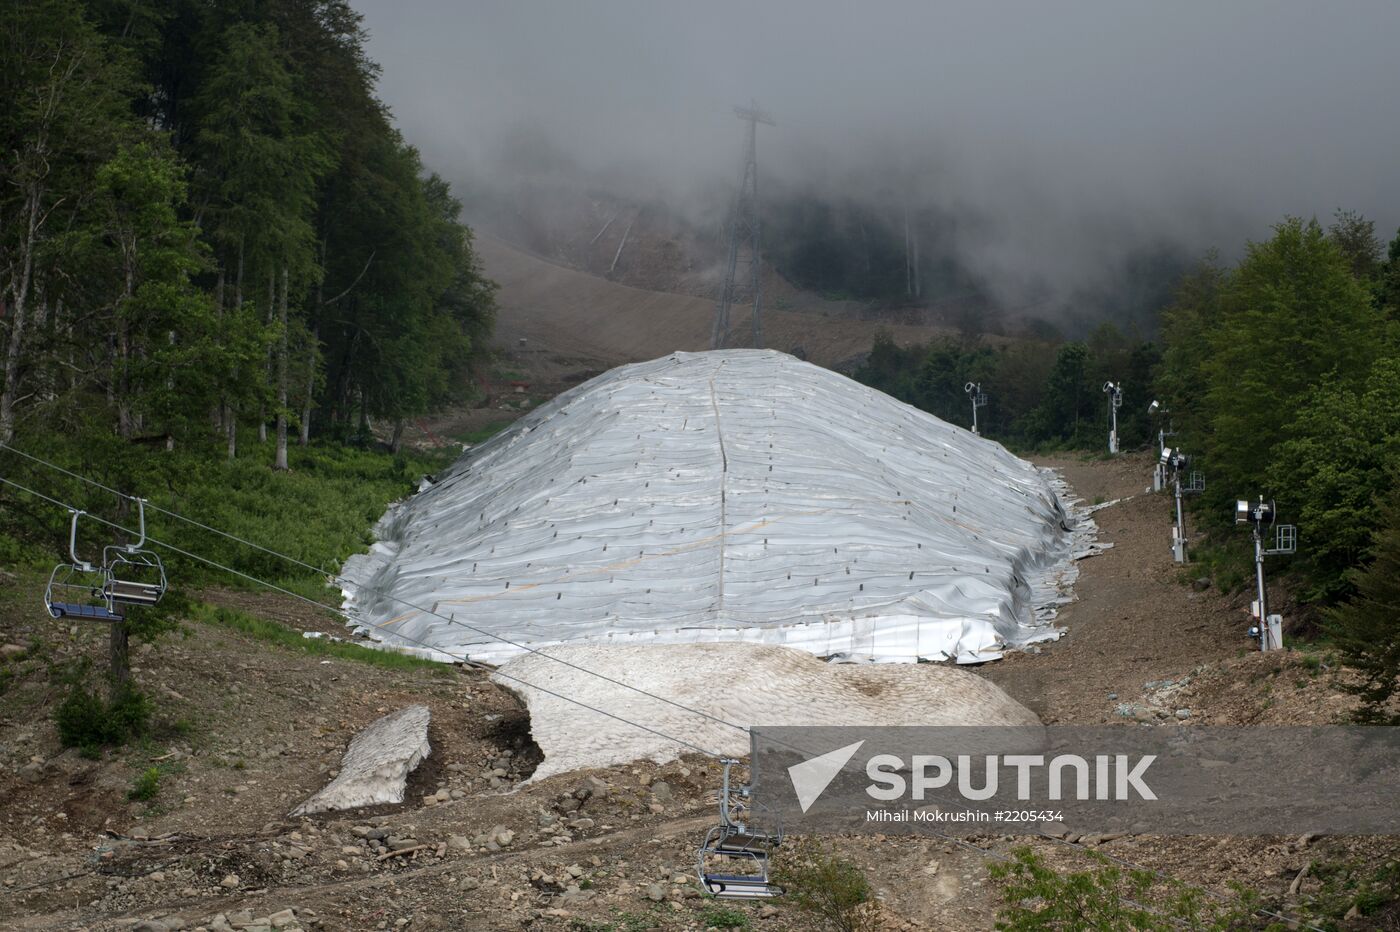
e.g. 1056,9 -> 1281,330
771,838 -> 881,932
699,904 -> 752,930
991,847 -> 1251,931
129,766 -> 161,801
55,683 -> 151,750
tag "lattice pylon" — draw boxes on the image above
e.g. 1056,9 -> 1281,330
712,102 -> 774,350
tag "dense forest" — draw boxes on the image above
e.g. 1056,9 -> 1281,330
857,211 -> 1400,718
0,0 -> 495,464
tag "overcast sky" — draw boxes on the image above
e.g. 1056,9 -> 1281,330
355,1 -> 1399,303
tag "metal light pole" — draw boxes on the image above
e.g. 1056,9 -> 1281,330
1103,382 -> 1122,454
1236,497 -> 1297,652
1148,400 -> 1167,491
1164,449 -> 1203,563
964,382 -> 987,435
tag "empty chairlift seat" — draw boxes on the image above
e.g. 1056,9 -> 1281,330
102,498 -> 166,608
45,510 -> 124,623
698,759 -> 783,899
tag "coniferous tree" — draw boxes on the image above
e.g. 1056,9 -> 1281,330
1326,476 -> 1400,723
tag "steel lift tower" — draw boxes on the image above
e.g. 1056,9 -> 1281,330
711,102 -> 775,350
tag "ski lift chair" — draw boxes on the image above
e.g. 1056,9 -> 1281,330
45,510 -> 123,622
102,499 -> 166,608
698,759 -> 784,899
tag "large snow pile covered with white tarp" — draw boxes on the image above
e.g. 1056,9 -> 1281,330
341,349 -> 1078,665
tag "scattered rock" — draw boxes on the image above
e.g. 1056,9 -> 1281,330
1191,577 -> 1211,591
268,908 -> 298,929
1174,709 -> 1191,720
646,883 -> 665,902
0,643 -> 25,661
219,873 -> 240,889
17,762 -> 45,784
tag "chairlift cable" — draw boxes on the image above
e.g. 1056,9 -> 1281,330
0,475 -> 725,760
0,441 -> 759,739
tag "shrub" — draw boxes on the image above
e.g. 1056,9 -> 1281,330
129,766 -> 161,801
770,837 -> 881,932
991,847 -> 1251,931
55,683 -> 151,750
699,904 -> 752,930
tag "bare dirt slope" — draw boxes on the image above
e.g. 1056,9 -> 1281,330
0,454 -> 1394,931
476,234 -> 950,372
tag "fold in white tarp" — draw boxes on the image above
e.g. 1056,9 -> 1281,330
341,349 -> 1080,665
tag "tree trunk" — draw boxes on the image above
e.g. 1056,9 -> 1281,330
212,266 -> 225,432
0,184 -> 42,443
109,621 -> 130,693
116,316 -> 133,437
390,418 -> 405,453
274,266 -> 289,470
226,245 -> 243,460
300,322 -> 317,445
259,271 -> 273,444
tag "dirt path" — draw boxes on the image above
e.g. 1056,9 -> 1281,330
980,452 -> 1246,724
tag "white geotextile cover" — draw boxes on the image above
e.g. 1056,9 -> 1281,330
495,643 -> 1041,780
341,349 -> 1077,665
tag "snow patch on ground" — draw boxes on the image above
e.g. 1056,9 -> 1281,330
494,643 -> 1040,780
290,706 -> 430,815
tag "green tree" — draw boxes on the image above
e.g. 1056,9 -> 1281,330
913,339 -> 996,427
1269,358 -> 1400,601
1023,342 -> 1094,446
1377,228 -> 1400,316
190,20 -> 329,462
1328,209 -> 1383,282
86,142 -> 221,444
1326,476 -> 1400,723
0,0 -> 139,441
1199,218 -> 1384,519
1154,255 -> 1226,445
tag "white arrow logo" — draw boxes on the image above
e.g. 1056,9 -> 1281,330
788,740 -> 865,813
